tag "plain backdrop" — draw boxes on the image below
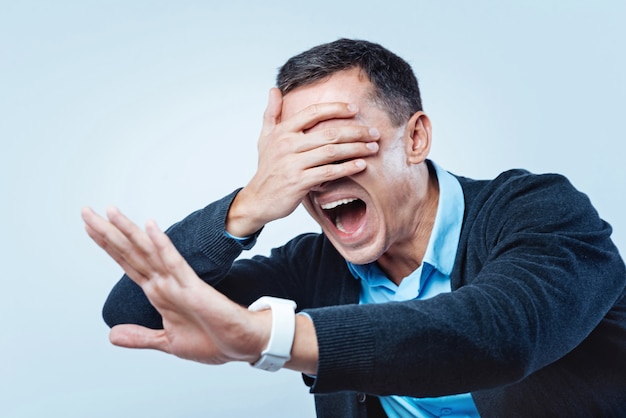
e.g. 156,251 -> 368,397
1,1 -> 624,417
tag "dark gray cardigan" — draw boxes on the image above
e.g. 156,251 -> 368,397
103,167 -> 626,417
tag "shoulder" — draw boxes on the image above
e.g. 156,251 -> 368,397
454,169 -> 595,221
450,168 -> 622,289
452,168 -> 611,254
455,168 -> 581,201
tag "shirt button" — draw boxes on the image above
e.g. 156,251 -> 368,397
440,408 -> 452,415
357,393 -> 367,403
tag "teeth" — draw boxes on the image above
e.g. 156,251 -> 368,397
320,198 -> 357,210
336,217 -> 346,233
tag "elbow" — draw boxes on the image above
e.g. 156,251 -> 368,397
102,276 -> 163,329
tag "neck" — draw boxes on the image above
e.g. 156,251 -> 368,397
377,166 -> 439,285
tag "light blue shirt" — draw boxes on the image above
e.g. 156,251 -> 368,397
347,162 -> 480,418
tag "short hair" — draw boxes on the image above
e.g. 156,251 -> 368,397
277,38 -> 423,126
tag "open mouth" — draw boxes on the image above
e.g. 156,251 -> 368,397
321,198 -> 367,234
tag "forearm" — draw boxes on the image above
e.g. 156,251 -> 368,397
284,314 -> 319,375
165,188 -> 253,277
225,187 -> 269,238
301,193 -> 626,399
303,297 -> 525,397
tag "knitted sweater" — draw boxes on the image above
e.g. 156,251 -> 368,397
103,168 -> 626,417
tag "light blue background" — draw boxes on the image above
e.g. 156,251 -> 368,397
1,1 -> 624,417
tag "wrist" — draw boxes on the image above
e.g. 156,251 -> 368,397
244,309 -> 272,363
226,188 -> 266,237
285,314 -> 318,375
248,296 -> 297,372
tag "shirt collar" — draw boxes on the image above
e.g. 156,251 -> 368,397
423,160 -> 465,276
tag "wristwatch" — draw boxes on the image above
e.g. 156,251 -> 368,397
248,296 -> 297,372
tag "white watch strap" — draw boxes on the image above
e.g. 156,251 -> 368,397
248,296 -> 297,372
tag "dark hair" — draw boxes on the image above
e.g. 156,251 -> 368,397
277,38 -> 422,126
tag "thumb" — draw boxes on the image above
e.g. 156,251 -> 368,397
110,324 -> 168,351
260,87 -> 282,137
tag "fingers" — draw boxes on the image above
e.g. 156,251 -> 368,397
260,94 -> 381,167
261,89 -> 361,137
82,206 -> 173,286
304,158 -> 369,185
110,324 -> 168,351
82,206 -> 150,284
299,127 -> 380,166
295,125 -> 380,153
283,102 -> 360,133
283,125 -> 379,181
296,140 -> 379,172
145,220 -> 198,287
272,101 -> 380,159
264,100 -> 370,150
105,207 -> 167,277
83,205 -> 198,291
84,222 -> 147,283
260,88 -> 283,137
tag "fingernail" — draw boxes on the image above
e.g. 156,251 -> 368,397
347,104 -> 359,112
369,128 -> 380,138
355,159 -> 366,169
366,142 -> 379,151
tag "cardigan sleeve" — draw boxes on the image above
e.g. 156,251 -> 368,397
303,171 -> 626,399
102,189 -> 258,328
101,189 -> 341,329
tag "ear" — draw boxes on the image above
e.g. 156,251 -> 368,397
404,111 -> 432,164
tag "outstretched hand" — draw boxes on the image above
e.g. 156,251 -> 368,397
82,206 -> 270,365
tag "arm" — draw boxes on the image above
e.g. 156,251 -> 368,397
101,190 -> 248,329
90,89 -> 381,371
303,173 -> 626,397
101,88 -> 380,328
83,205 -> 320,374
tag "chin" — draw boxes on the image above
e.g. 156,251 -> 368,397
326,234 -> 386,266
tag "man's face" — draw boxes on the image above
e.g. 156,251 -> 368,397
282,68 -> 424,264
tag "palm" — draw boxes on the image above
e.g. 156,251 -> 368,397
82,206 -> 263,365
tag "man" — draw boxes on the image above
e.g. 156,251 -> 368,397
82,39 -> 626,417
